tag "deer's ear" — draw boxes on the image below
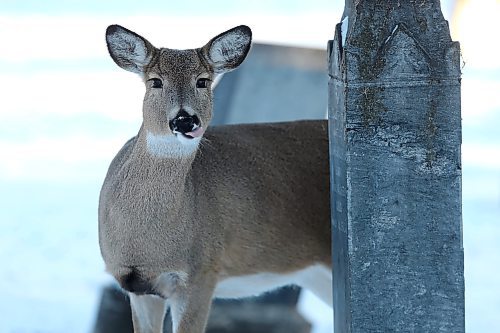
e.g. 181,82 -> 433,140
106,25 -> 156,74
201,25 -> 252,74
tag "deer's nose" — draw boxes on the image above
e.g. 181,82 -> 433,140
169,110 -> 201,136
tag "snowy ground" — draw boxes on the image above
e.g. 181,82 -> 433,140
0,1 -> 499,333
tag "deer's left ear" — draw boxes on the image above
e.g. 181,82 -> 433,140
201,25 -> 252,74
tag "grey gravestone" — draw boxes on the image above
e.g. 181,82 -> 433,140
212,43 -> 327,125
329,0 -> 465,332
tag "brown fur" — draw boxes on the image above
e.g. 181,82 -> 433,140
99,24 -> 330,333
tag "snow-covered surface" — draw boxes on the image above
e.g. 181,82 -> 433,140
298,290 -> 333,333
0,1 -> 499,333
341,16 -> 349,47
0,182 -> 113,333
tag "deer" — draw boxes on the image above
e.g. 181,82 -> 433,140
98,24 -> 331,333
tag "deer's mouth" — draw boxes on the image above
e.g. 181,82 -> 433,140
169,110 -> 205,139
181,126 -> 205,139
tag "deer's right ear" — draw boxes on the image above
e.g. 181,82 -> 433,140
105,25 -> 156,75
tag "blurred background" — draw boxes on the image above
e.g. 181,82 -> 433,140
0,0 -> 498,332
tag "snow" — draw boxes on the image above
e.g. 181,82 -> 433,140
0,181 -> 113,333
298,290 -> 333,333
341,16 -> 349,47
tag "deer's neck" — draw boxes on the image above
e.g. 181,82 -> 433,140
129,126 -> 199,196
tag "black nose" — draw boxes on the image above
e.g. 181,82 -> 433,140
118,268 -> 155,295
169,110 -> 200,135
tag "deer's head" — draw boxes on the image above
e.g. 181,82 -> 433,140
105,25 -> 252,157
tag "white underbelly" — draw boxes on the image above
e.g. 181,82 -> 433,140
213,264 -> 332,306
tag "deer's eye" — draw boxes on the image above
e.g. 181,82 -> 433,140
196,78 -> 210,89
148,78 -> 163,88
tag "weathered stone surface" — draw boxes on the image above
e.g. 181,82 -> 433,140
93,284 -> 133,333
207,303 -> 311,333
329,1 -> 464,332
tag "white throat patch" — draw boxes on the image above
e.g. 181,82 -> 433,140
146,132 -> 201,158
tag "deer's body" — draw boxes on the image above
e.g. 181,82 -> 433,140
99,25 -> 331,333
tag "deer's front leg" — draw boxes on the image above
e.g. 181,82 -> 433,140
129,293 -> 167,333
169,274 -> 217,333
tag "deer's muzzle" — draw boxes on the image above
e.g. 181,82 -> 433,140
169,110 -> 202,139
